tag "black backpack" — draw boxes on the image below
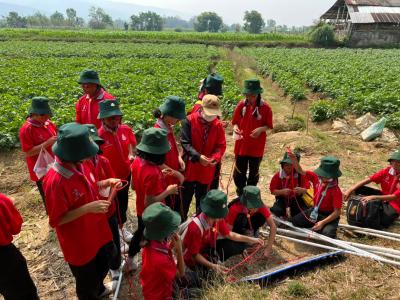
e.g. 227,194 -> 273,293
346,186 -> 383,229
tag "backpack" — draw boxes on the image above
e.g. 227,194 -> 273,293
178,215 -> 204,242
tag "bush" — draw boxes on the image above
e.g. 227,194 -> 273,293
387,112 -> 400,129
310,23 -> 336,47
310,99 -> 344,122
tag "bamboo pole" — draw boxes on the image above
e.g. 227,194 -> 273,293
339,223 -> 400,239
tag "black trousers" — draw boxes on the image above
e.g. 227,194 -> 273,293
36,180 -> 47,214
270,196 -> 308,218
381,202 -> 399,228
209,162 -> 221,190
116,174 -> 131,225
216,239 -> 248,261
179,181 -> 209,221
233,156 -> 262,196
128,216 -> 144,258
291,208 -> 340,238
232,212 -> 267,236
108,214 -> 121,271
69,242 -> 114,300
0,244 -> 39,300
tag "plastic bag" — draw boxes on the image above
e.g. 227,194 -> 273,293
33,148 -> 54,179
361,117 -> 387,141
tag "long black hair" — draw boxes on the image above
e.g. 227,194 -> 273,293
137,149 -> 166,166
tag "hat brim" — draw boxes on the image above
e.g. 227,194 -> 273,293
240,195 -> 264,209
98,110 -> 123,119
243,88 -> 263,95
200,201 -> 228,219
136,143 -> 170,155
280,158 -> 293,165
52,141 -> 99,163
202,107 -> 222,117
159,104 -> 186,120
314,167 -> 342,179
29,108 -> 52,116
78,79 -> 101,85
143,211 -> 181,241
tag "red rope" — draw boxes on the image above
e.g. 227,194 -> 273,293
223,243 -> 264,274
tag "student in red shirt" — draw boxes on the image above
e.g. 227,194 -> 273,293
19,97 -> 57,210
75,69 -> 115,129
344,150 -> 400,228
0,194 -> 39,300
98,100 -> 136,243
153,96 -> 186,212
225,186 -> 276,258
140,202 -> 184,300
125,128 -> 179,272
291,156 -> 343,238
232,79 -> 273,196
43,123 -> 115,299
270,151 -> 309,218
180,95 -> 226,220
183,190 -> 263,278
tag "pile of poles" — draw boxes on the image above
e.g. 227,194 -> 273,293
260,217 -> 400,267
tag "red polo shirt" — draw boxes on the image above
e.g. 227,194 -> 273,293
43,161 -> 112,266
305,171 -> 343,214
183,214 -> 230,268
131,157 -> 167,217
0,194 -> 23,246
232,100 -> 273,158
75,88 -> 115,129
99,124 -> 136,180
225,201 -> 271,227
269,170 -> 308,196
19,119 -> 57,182
140,240 -> 176,300
370,166 -> 400,213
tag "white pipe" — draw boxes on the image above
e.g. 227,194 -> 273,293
352,230 -> 400,242
273,217 -> 400,267
113,261 -> 125,300
339,223 -> 400,239
372,250 -> 400,261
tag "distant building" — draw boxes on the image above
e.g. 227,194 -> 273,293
321,0 -> 400,47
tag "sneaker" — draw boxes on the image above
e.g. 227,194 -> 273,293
123,257 -> 138,273
120,239 -> 129,254
119,227 -> 133,243
99,281 -> 116,298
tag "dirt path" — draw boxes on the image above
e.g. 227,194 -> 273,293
1,49 -> 400,300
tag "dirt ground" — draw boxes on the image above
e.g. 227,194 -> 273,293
1,49 -> 400,300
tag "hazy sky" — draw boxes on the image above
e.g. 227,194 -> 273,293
110,0 -> 335,26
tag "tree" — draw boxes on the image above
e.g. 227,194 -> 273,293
88,6 -> 113,29
230,23 -> 241,32
265,19 -> 276,32
66,8 -> 77,27
130,11 -> 163,31
194,12 -> 223,32
310,23 -> 336,47
6,12 -> 27,28
27,12 -> 49,28
50,11 -> 65,27
163,16 -> 190,29
243,10 -> 265,34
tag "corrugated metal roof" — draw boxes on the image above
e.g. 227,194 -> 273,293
371,12 -> 400,22
358,6 -> 400,12
345,0 -> 400,6
349,12 -> 375,22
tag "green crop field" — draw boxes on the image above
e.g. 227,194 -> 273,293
0,41 -> 241,148
242,48 -> 400,129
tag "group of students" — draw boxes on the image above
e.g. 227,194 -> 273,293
1,69 -> 399,300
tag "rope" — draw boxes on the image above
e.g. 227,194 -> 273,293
223,243 -> 264,274
225,160 -> 236,196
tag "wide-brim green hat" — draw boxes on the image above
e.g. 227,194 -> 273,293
143,202 -> 181,241
53,122 -> 99,163
98,99 -> 123,119
29,97 -> 52,116
240,186 -> 264,209
159,96 -> 186,120
243,78 -> 263,95
280,151 -> 301,165
388,150 -> 400,162
78,69 -> 101,85
84,124 -> 104,145
314,156 -> 342,179
204,73 -> 224,96
200,189 -> 228,219
136,127 -> 171,155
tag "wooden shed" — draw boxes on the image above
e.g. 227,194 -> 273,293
321,0 -> 400,47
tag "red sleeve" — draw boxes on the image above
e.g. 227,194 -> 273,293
258,206 -> 271,220
44,177 -> 70,228
269,172 -> 281,193
0,195 -> 23,235
262,103 -> 273,129
225,203 -> 241,226
211,123 -> 226,162
369,168 -> 387,184
128,128 -> 136,147
19,124 -> 34,152
306,171 -> 320,189
144,170 -> 164,197
75,101 -> 82,124
232,101 -> 244,126
217,219 -> 230,237
332,187 -> 343,210
392,188 -> 400,201
183,223 -> 202,256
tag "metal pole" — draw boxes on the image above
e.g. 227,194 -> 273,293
113,261 -> 125,300
352,230 -> 400,242
339,223 -> 400,239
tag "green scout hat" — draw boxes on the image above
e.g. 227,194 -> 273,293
136,128 -> 170,155
78,69 -> 101,85
98,100 -> 123,119
243,79 -> 263,95
200,189 -> 228,219
143,202 -> 181,241
52,123 -> 99,163
29,97 -> 52,116
388,150 -> 400,162
280,151 -> 301,165
159,96 -> 186,120
204,73 -> 224,96
240,186 -> 264,209
314,156 -> 342,179
84,124 -> 104,145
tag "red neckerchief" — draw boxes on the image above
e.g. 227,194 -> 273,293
27,118 -> 55,134
85,88 -> 105,122
102,123 -> 125,160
